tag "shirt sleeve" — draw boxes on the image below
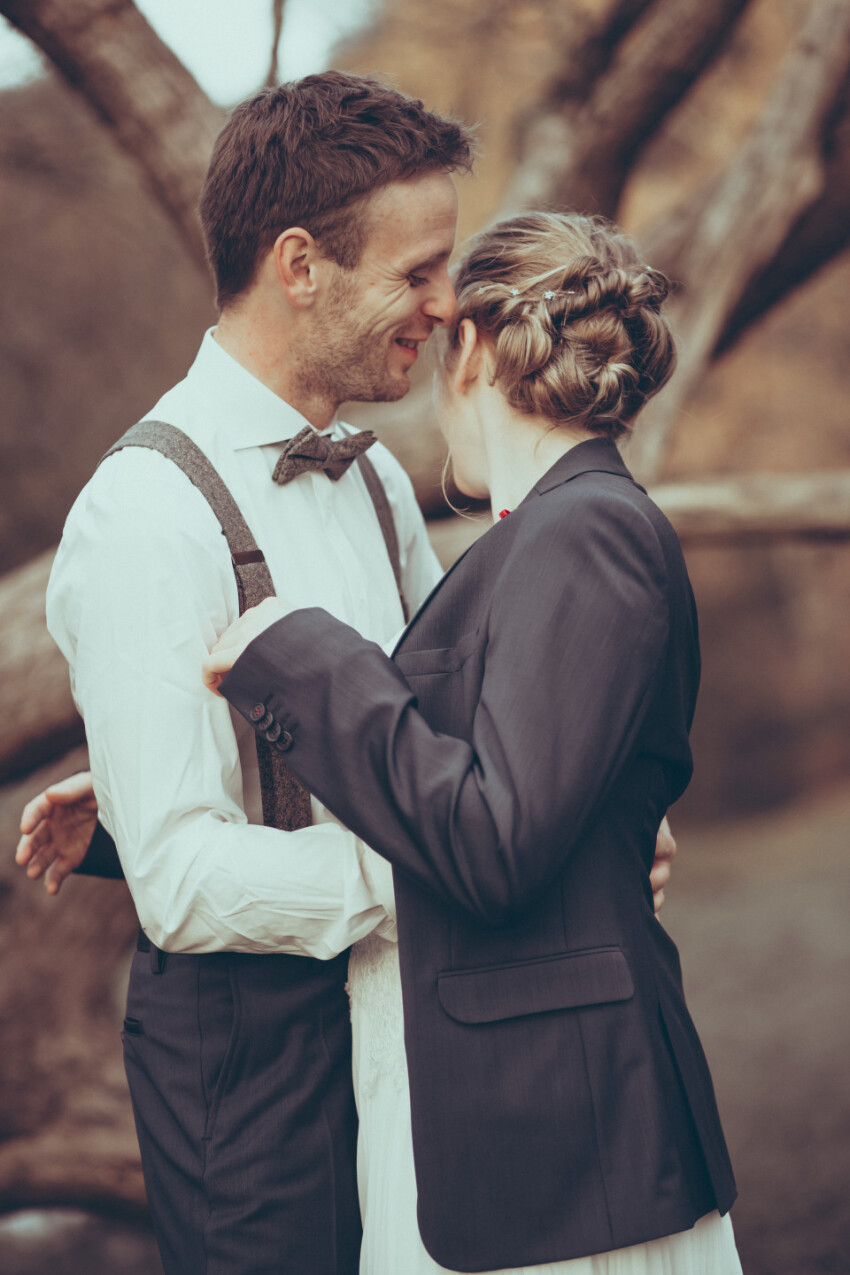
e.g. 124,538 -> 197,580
47,449 -> 391,957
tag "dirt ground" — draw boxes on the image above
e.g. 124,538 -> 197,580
663,791 -> 850,1275
1,781 -> 848,1274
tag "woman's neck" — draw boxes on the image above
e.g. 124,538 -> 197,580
483,409 -> 597,521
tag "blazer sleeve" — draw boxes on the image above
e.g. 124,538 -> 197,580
75,820 -> 126,880
221,491 -> 671,925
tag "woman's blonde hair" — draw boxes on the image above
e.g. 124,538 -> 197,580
447,211 -> 676,439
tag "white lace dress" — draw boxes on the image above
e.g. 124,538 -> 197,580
346,855 -> 743,1275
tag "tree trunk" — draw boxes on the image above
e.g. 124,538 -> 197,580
626,0 -> 850,482
0,0 -> 223,266
0,550 -> 83,785
502,0 -> 752,218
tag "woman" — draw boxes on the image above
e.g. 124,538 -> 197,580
205,212 -> 743,1274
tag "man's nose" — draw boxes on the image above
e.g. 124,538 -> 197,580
423,272 -> 457,326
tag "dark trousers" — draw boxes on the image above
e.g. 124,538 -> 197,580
123,940 -> 361,1275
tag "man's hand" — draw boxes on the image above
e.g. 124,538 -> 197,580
650,816 -> 677,913
202,597 -> 297,694
15,771 -> 98,895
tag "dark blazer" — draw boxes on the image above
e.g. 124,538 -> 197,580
222,437 -> 737,1272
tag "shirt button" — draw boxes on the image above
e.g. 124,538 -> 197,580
264,722 -> 282,743
275,730 -> 294,752
249,704 -> 266,722
257,711 -> 274,731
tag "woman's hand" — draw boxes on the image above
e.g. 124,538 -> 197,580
15,771 -> 99,895
650,816 -> 677,913
202,597 -> 298,694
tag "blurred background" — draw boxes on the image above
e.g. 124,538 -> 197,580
0,0 -> 849,1271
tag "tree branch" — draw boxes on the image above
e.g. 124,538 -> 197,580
716,67 -> 850,354
265,0 -> 286,89
654,471 -> 850,543
514,0 -> 657,107
639,74 -> 850,359
626,0 -> 850,483
0,0 -> 223,266
502,0 -> 752,218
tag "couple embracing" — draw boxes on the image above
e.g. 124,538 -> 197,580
18,72 -> 742,1275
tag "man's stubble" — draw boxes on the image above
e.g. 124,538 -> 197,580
294,271 -> 410,409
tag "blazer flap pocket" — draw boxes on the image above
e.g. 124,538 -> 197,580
437,947 -> 634,1024
395,629 -> 478,677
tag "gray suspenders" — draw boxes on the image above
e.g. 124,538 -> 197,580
354,449 -> 410,625
101,418 -> 410,833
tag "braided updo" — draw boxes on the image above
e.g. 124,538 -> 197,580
448,212 -> 675,439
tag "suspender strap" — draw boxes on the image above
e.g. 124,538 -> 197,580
100,419 -> 312,834
356,451 -> 410,625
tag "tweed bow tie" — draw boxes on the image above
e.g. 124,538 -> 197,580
272,425 -> 377,485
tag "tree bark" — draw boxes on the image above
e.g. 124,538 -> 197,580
626,0 -> 850,483
502,0 -> 752,219
0,0 -> 223,266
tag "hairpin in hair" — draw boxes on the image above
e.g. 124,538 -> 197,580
494,284 -> 577,298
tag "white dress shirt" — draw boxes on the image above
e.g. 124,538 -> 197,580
47,330 -> 441,956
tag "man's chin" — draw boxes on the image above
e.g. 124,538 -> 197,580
347,373 -> 411,405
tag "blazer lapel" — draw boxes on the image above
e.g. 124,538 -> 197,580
531,436 -> 644,497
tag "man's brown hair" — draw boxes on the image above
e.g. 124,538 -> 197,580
199,71 -> 474,309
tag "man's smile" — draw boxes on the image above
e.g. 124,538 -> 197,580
395,337 -> 423,361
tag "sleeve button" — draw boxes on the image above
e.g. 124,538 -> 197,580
264,722 -> 282,743
257,711 -> 274,731
275,730 -> 294,752
249,703 -> 266,722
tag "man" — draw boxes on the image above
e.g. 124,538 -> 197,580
21,72 -> 470,1275
17,70 -> 677,1275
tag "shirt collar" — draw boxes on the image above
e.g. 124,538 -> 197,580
185,328 -> 335,452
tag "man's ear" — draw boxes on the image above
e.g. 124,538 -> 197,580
272,228 -> 320,307
448,318 -> 485,396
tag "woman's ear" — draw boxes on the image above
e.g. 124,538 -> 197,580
272,228 -> 319,307
449,318 -> 484,396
